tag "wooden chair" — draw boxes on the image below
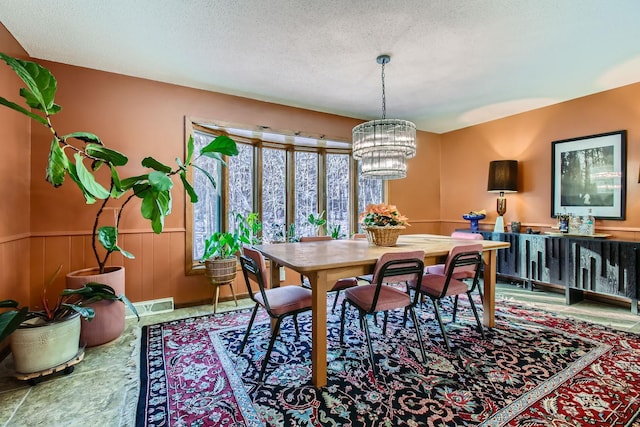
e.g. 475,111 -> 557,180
299,236 -> 358,313
239,247 -> 313,381
339,250 -> 427,376
410,244 -> 485,351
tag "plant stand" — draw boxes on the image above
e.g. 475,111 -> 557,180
15,348 -> 85,386
210,279 -> 238,314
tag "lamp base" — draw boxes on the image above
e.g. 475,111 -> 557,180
494,216 -> 505,233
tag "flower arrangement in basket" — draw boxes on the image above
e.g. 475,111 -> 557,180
359,203 -> 409,246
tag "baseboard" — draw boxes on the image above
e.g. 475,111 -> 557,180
126,297 -> 174,319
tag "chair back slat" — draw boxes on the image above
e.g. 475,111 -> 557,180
371,250 -> 425,284
241,247 -> 272,311
369,257 -> 424,314
450,231 -> 484,240
443,244 -> 482,278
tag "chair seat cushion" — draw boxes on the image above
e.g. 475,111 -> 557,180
345,284 -> 410,312
332,277 -> 358,291
257,286 -> 312,316
411,274 -> 469,298
424,264 -> 475,279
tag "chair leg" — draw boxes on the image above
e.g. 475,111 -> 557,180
452,295 -> 459,323
258,316 -> 283,381
332,290 -> 340,314
360,313 -> 377,376
293,314 -> 300,336
382,311 -> 389,335
340,299 -> 348,345
240,304 -> 259,352
477,284 -> 484,303
431,298 -> 452,351
467,291 -> 486,338
409,306 -> 428,364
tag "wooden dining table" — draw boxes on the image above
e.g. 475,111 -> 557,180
252,233 -> 510,387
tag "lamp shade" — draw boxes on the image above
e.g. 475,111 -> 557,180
487,160 -> 518,193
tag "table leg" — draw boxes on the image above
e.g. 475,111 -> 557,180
482,250 -> 497,327
306,270 -> 328,388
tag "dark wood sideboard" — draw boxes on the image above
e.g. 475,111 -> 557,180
466,231 -> 640,314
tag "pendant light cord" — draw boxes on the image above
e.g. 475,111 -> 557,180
380,61 -> 386,119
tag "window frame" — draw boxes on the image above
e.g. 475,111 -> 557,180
184,117 -> 384,274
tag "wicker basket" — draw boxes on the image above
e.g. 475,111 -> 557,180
204,258 -> 238,284
363,226 -> 405,247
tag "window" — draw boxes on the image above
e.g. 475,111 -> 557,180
185,120 -> 383,273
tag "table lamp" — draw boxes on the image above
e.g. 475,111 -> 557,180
487,160 -> 518,232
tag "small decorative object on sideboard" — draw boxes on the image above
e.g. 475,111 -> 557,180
462,210 -> 486,231
360,203 -> 409,246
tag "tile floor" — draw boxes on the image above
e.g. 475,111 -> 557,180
1,282 -> 639,426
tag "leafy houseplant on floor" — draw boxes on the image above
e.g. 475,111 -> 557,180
0,266 -> 138,374
0,53 -> 238,346
201,212 -> 262,284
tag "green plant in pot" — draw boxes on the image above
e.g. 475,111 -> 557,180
201,212 -> 262,284
0,53 -> 238,346
0,266 -> 139,375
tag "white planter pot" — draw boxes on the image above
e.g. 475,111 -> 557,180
10,313 -> 81,374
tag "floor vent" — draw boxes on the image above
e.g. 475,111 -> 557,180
126,297 -> 174,319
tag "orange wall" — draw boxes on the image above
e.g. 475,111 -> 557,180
0,23 -> 30,307
439,83 -> 640,241
4,22 -> 640,308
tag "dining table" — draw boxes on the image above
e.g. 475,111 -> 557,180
252,233 -> 510,387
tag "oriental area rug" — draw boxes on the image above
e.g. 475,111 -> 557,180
135,295 -> 640,426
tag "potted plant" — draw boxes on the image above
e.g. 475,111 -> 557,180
0,265 -> 139,375
0,53 -> 238,346
201,212 -> 262,284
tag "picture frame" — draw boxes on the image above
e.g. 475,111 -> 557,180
551,130 -> 626,219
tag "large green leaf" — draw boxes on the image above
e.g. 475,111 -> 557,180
0,96 -> 48,124
192,164 -> 217,189
67,161 -> 97,204
97,226 -> 118,251
0,53 -> 59,115
155,190 -> 172,216
180,171 -> 198,203
148,171 -> 173,192
0,307 -> 28,342
63,132 -> 102,145
74,153 -> 110,199
185,135 -> 194,165
84,143 -> 128,166
120,174 -> 148,191
142,157 -> 172,173
46,138 -> 69,187
200,135 -> 238,156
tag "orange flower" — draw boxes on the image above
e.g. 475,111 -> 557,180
360,203 -> 409,227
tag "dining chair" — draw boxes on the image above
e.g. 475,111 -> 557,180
239,246 -> 313,381
299,236 -> 358,313
424,231 -> 485,302
410,244 -> 485,351
339,250 -> 427,376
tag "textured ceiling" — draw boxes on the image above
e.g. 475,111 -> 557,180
1,0 -> 640,133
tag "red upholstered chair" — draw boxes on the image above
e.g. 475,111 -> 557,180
339,250 -> 427,376
425,231 -> 485,302
239,247 -> 313,381
410,244 -> 485,351
299,236 -> 358,313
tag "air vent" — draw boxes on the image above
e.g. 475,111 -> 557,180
126,297 -> 174,319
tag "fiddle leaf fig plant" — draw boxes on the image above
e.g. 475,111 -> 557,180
0,52 -> 238,273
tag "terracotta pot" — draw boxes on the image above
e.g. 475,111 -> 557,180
66,266 -> 125,347
10,313 -> 81,374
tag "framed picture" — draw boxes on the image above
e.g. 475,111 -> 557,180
551,130 -> 626,219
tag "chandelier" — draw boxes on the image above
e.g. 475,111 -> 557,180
352,55 -> 416,180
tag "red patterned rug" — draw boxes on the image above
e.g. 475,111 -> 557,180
136,296 -> 640,426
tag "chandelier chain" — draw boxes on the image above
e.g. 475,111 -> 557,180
380,61 -> 386,119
